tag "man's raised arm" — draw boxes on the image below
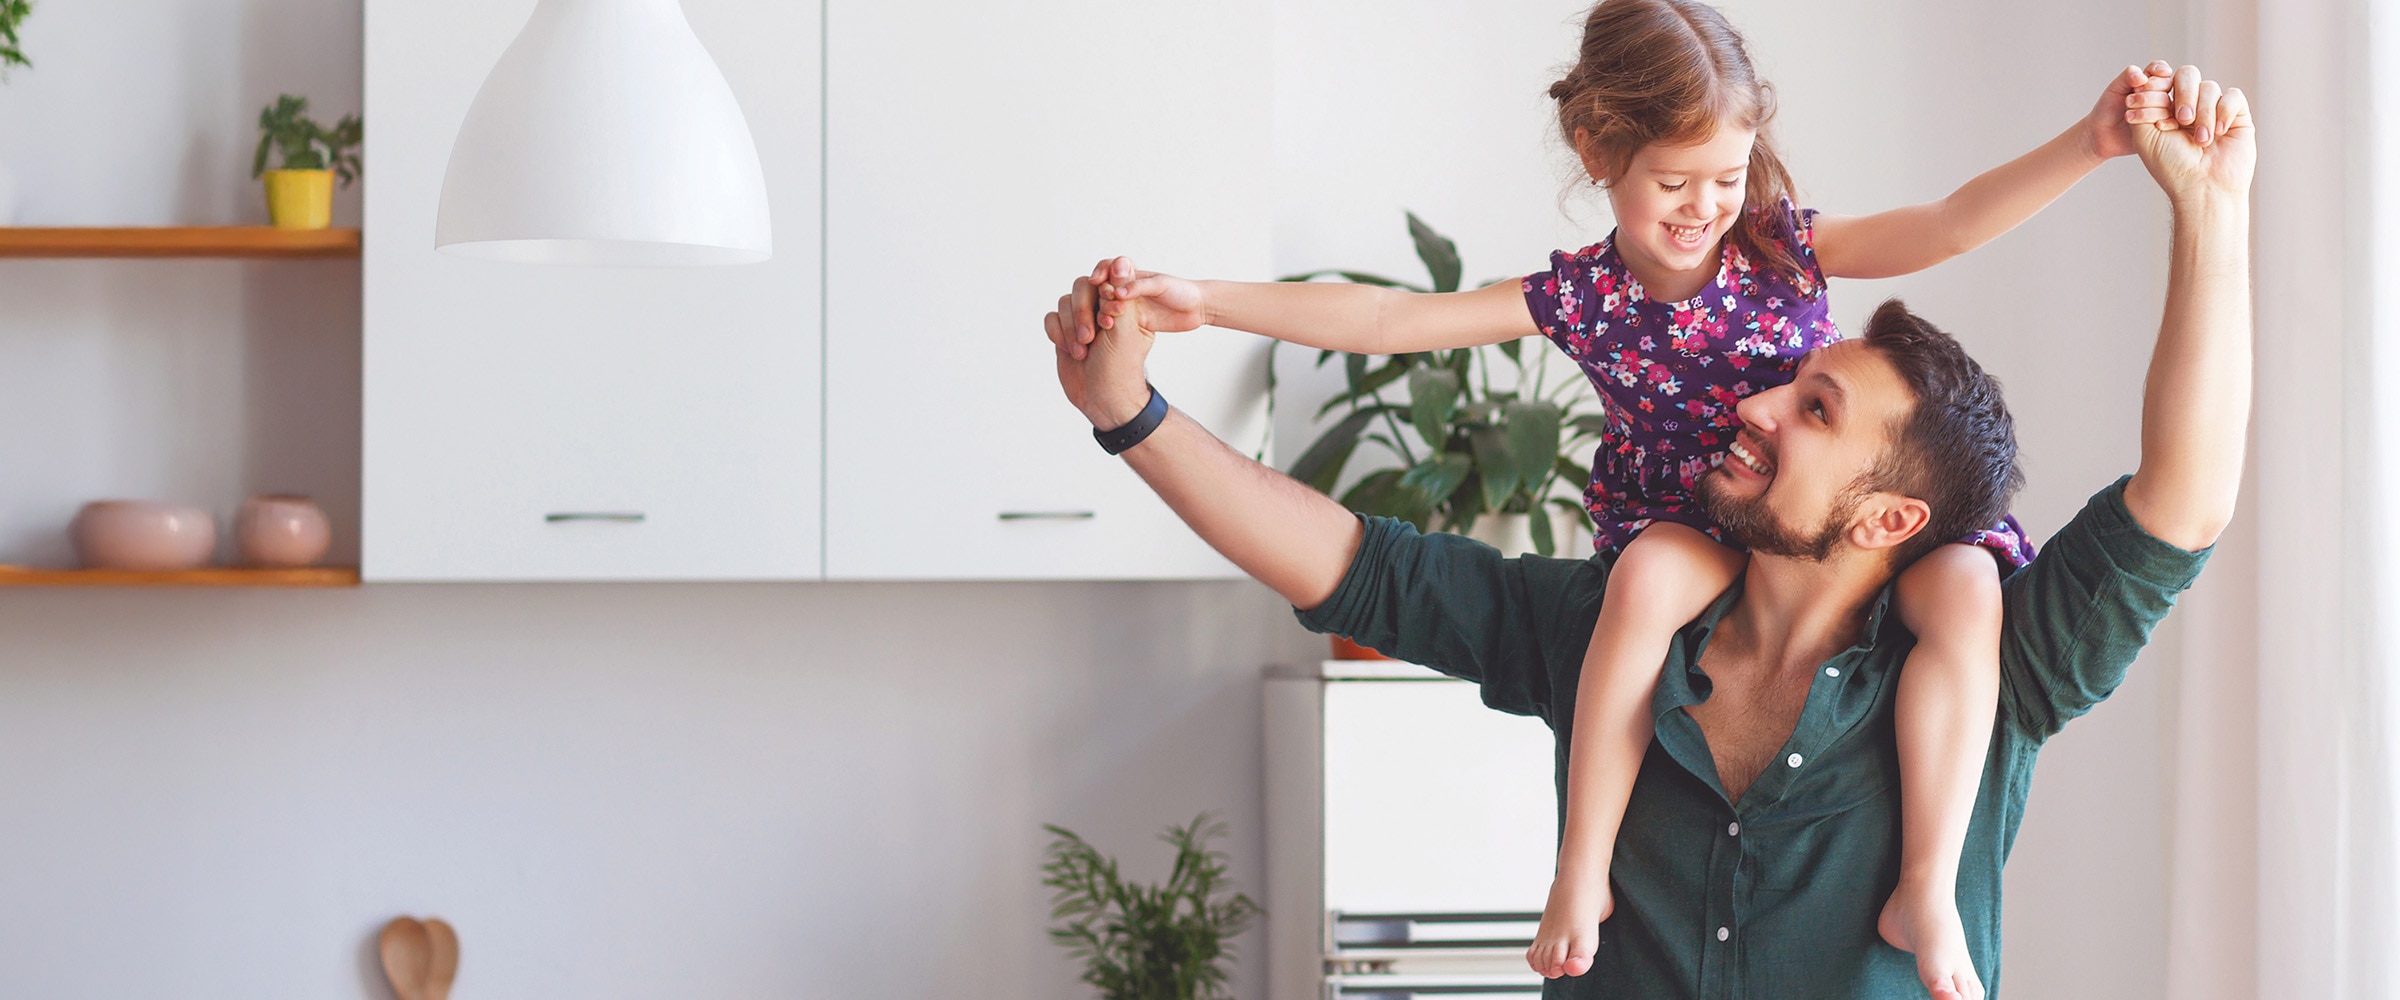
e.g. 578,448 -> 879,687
1044,271 -> 1364,609
2122,68 -> 2256,550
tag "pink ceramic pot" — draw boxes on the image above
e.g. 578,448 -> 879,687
70,500 -> 218,571
236,495 -> 332,568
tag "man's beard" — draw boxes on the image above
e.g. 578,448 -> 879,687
1695,467 -> 1863,561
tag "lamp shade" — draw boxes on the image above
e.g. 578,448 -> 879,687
435,0 -> 771,266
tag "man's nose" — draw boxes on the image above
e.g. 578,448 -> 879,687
1736,387 -> 1780,431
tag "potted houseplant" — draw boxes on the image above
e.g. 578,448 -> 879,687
1041,813 -> 1262,1000
1276,214 -> 1608,659
251,94 -> 361,230
0,0 -> 32,224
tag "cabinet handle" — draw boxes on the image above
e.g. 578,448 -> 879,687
545,512 -> 647,523
997,511 -> 1096,522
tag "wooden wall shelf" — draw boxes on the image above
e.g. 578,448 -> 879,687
0,566 -> 361,588
0,226 -> 361,259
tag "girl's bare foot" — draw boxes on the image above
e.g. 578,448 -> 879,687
1526,873 -> 1612,979
1876,876 -> 1984,1000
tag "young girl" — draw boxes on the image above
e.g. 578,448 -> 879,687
1072,4 -> 2172,995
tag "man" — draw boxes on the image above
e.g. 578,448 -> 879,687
1042,67 -> 2250,1000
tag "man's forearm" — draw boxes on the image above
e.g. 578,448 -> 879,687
2125,194 -> 2253,549
1117,409 -> 1364,609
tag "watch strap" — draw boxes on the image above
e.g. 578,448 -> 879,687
1094,384 -> 1169,455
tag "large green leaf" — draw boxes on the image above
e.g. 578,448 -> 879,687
1405,212 -> 1463,294
1504,400 -> 1563,498
1287,407 -> 1379,493
1407,367 -> 1461,450
1277,269 -> 1431,293
1399,454 -> 1474,526
1339,468 -> 1406,516
1529,506 -> 1556,557
1317,362 -> 1409,419
1344,352 -> 1369,396
1569,413 -> 1612,439
1469,425 -> 1520,511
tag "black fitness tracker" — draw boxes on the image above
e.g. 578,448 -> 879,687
1094,384 -> 1169,455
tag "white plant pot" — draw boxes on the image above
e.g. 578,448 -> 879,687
0,155 -> 17,225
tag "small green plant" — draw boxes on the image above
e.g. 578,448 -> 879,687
1041,813 -> 1262,1000
1274,213 -> 1607,555
251,94 -> 363,187
0,0 -> 32,78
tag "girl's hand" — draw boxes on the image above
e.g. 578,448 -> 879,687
2085,61 -> 2175,160
1069,257 -> 1209,350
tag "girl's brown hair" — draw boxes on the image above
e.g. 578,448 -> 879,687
1550,0 -> 1809,287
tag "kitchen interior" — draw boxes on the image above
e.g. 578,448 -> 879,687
0,0 -> 2308,998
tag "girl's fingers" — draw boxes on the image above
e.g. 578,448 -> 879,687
2126,90 -> 2173,109
2192,80 -> 2223,144
2173,64 -> 2202,123
2148,59 -> 2175,80
2125,107 -> 2176,125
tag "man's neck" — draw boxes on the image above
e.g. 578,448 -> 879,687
1716,550 -> 1894,671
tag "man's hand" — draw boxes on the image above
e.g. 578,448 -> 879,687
2083,62 -> 2175,160
2124,64 -> 2255,199
1045,270 -> 1158,430
1053,256 -> 1211,361
2119,65 -> 2253,551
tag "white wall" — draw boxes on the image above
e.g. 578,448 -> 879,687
0,1 -> 2210,998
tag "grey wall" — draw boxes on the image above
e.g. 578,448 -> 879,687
0,1 -> 2207,998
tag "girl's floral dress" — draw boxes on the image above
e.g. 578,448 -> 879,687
1522,198 -> 2033,568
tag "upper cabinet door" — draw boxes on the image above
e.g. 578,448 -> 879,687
363,0 -> 824,581
824,0 -> 1275,580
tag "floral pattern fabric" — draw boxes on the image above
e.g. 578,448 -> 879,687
1523,198 -> 2033,568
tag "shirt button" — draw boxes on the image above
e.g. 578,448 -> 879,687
1787,752 -> 1804,768
1825,666 -> 1841,677
1728,821 -> 1741,836
1717,926 -> 1730,942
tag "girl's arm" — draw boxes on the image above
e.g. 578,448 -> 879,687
1811,63 -> 2171,280
1057,256 -> 1537,361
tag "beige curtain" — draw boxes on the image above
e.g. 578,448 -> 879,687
2164,0 -> 2400,996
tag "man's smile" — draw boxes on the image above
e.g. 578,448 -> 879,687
1727,433 -> 1776,478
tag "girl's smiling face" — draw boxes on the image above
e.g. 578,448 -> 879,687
1584,122 -> 1756,299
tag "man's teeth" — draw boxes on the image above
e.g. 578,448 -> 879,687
1729,440 -> 1772,476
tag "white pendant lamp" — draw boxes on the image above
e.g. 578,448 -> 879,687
436,0 -> 771,266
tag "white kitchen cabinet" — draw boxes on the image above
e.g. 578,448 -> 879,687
362,0 -> 824,580
822,0 -> 1276,580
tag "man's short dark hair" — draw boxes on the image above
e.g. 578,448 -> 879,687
1855,299 -> 2025,567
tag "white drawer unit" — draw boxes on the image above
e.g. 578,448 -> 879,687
1266,661 -> 1556,1000
820,0 -> 1274,580
362,0 -> 824,580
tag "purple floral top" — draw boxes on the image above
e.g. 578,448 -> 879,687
1524,199 -> 2032,567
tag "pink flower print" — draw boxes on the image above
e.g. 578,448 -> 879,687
1638,335 -> 1657,353
1729,354 -> 1752,370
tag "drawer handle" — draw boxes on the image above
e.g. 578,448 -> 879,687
997,511 -> 1096,522
545,512 -> 647,523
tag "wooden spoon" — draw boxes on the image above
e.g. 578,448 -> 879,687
378,917 -> 431,1000
422,918 -> 460,1000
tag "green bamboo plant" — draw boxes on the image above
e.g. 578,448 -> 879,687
251,94 -> 363,187
1040,814 -> 1261,1000
0,0 -> 32,78
1275,213 -> 1607,555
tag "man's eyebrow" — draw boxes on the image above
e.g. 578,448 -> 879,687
1800,368 -> 1849,417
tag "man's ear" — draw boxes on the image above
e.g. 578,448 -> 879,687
1847,492 -> 1931,555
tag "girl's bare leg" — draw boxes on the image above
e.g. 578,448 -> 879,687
1528,522 -> 1745,979
1877,542 -> 2004,1000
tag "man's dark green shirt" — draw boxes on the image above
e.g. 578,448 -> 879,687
1295,478 -> 2209,999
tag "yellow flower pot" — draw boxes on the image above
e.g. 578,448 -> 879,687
263,169 -> 335,230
